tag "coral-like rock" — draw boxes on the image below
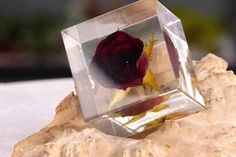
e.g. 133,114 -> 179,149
12,54 -> 236,157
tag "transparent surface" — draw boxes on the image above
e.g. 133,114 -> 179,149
62,0 -> 205,137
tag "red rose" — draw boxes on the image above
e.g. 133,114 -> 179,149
89,31 -> 148,89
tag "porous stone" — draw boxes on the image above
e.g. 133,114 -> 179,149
12,54 -> 236,157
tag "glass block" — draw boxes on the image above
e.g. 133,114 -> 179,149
61,0 -> 205,137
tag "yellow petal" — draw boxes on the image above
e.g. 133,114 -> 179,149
123,112 -> 146,126
144,34 -> 155,57
108,87 -> 131,110
144,117 -> 166,131
151,103 -> 168,112
111,113 -> 122,118
163,94 -> 171,101
143,70 -> 159,91
166,112 -> 188,120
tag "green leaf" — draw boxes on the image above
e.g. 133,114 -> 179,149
151,103 -> 168,112
108,87 -> 131,110
123,112 -> 146,126
143,70 -> 159,91
166,112 -> 187,120
111,113 -> 122,118
144,117 -> 166,131
144,34 -> 155,57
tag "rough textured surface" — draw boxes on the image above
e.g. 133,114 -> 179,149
12,54 -> 236,157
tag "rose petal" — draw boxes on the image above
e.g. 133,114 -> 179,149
112,43 -> 134,62
118,77 -> 143,90
133,38 -> 144,56
90,30 -> 147,89
89,59 -> 114,88
137,53 -> 148,77
115,31 -> 135,43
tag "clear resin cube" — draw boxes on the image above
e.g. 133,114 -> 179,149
61,0 -> 205,137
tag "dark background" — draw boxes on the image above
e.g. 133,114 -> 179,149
0,0 -> 235,82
